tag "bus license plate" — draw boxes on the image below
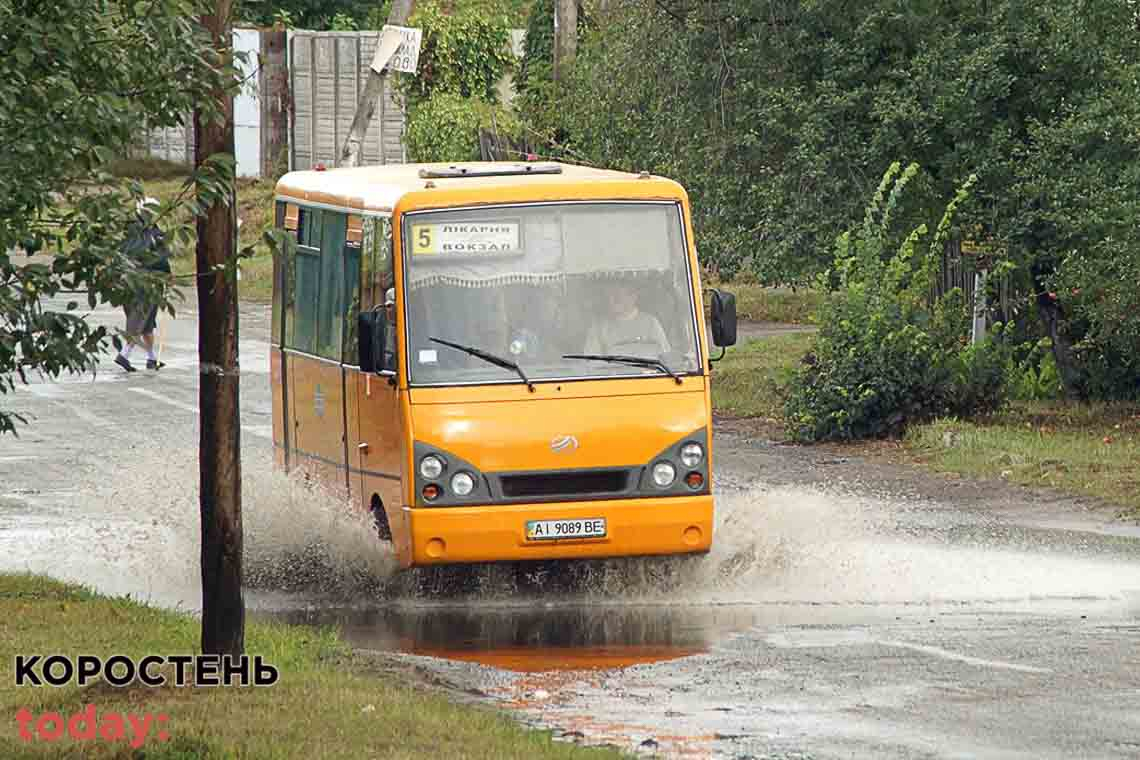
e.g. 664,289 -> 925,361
525,518 -> 606,541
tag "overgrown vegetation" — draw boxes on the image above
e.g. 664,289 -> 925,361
404,90 -> 519,163
399,0 -> 520,162
241,0 -> 534,30
521,0 -> 1140,404
783,163 -> 1010,442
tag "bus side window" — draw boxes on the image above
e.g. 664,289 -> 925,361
315,211 -> 349,360
286,207 -> 321,355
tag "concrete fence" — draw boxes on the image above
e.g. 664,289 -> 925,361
135,28 -> 407,178
288,30 -> 406,170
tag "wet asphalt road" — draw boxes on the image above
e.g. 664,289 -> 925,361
2,296 -> 1139,759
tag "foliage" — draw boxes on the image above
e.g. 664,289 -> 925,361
240,0 -> 377,29
405,91 -> 520,162
1004,337 -> 1063,402
784,163 -> 1008,442
363,0 -> 394,30
399,0 -> 516,109
515,0 -> 586,146
0,0 -> 236,435
537,0 -> 1140,401
516,0 -> 554,127
329,10 -> 358,29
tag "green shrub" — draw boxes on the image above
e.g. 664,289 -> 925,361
405,92 -> 520,162
1005,336 -> 1063,401
1052,240 -> 1140,401
399,1 -> 515,110
784,162 -> 1008,442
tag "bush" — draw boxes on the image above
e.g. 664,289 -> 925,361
784,162 -> 1008,442
1051,240 -> 1140,401
405,92 -> 520,162
399,1 -> 515,110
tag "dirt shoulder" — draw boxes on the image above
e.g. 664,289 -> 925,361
714,413 -> 1140,537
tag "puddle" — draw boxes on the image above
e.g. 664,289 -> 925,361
257,603 -> 734,671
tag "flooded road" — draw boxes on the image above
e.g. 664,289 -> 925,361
3,298 -> 1139,758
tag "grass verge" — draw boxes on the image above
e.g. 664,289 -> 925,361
0,573 -> 624,759
709,334 -> 1140,517
709,333 -> 811,420
906,403 -> 1140,516
703,280 -> 821,324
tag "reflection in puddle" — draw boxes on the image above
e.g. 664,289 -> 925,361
257,603 -> 756,671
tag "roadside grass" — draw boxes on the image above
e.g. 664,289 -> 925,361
703,278 -> 821,324
710,335 -> 1140,516
0,573 -> 624,759
106,157 -> 193,182
906,403 -> 1140,516
709,333 -> 812,420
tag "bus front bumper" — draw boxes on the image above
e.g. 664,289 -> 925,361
404,495 -> 714,566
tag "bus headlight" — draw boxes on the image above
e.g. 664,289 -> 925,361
450,472 -> 475,496
680,443 -> 704,467
420,455 -> 445,480
651,461 -> 676,488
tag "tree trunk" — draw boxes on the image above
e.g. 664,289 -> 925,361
259,27 -> 290,179
195,2 -> 244,658
553,0 -> 578,82
1035,291 -> 1084,401
338,0 -> 415,168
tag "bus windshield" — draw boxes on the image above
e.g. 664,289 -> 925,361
402,202 -> 701,386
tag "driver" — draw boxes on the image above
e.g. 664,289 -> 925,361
583,280 -> 670,358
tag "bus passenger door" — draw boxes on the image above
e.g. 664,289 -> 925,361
351,372 -> 403,545
348,216 -> 406,557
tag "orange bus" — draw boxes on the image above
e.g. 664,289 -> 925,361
269,161 -> 737,568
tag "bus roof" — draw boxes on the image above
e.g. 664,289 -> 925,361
274,161 -> 685,214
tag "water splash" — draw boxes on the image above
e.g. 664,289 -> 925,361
0,447 -> 398,609
3,451 -> 1136,610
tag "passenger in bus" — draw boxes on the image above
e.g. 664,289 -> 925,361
583,280 -> 670,358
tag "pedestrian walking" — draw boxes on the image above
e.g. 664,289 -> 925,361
115,198 -> 172,372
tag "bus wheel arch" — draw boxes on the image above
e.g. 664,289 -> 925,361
370,494 -> 392,542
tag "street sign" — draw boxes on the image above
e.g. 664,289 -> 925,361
370,25 -> 421,75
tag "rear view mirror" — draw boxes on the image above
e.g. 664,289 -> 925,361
358,310 -> 387,374
710,289 -> 737,354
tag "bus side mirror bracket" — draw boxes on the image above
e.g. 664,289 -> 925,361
708,289 -> 737,363
358,310 -> 387,376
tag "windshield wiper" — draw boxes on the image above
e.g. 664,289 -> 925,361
430,337 -> 536,392
562,354 -> 684,385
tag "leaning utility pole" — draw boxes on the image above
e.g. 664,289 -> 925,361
195,0 -> 244,657
338,0 -> 416,167
553,0 -> 578,82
